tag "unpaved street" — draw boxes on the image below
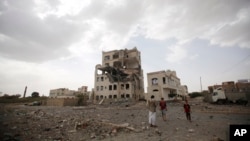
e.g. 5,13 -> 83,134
1,99 -> 250,141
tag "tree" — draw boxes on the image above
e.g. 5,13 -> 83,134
31,92 -> 40,97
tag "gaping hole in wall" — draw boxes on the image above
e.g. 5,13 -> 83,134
97,70 -> 102,75
114,61 -> 122,68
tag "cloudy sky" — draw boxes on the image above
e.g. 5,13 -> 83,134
0,0 -> 250,96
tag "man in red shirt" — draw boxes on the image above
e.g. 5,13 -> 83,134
183,100 -> 191,122
159,97 -> 167,121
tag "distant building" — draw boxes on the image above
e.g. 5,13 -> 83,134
94,47 -> 144,101
49,88 -> 75,98
49,86 -> 89,98
208,79 -> 250,93
146,70 -> 188,101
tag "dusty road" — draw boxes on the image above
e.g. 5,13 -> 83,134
1,99 -> 250,141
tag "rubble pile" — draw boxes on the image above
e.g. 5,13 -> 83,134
0,104 -> 144,141
1,100 -> 250,141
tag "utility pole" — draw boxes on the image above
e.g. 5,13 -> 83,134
23,86 -> 27,98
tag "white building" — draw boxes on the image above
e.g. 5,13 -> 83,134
147,70 -> 188,101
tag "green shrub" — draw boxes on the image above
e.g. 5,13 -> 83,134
168,93 -> 177,98
189,92 -> 203,98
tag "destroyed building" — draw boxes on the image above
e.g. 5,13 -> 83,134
147,70 -> 188,101
94,47 -> 144,101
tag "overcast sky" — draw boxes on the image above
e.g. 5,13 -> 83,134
0,0 -> 250,96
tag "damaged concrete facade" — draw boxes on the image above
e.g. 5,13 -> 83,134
94,47 -> 144,101
147,70 -> 188,101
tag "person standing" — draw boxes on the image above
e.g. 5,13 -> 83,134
147,95 -> 158,127
159,97 -> 167,121
183,100 -> 191,122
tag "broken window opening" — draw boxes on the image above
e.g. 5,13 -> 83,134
153,89 -> 159,92
114,84 -> 117,90
163,77 -> 166,84
96,95 -> 99,100
104,55 -> 110,60
97,70 -> 102,75
121,94 -> 125,98
100,95 -> 103,99
152,78 -> 158,85
121,84 -> 124,90
126,84 -> 130,90
109,95 -> 112,99
113,54 -> 119,59
113,95 -> 117,99
101,77 -> 104,81
109,85 -> 112,90
126,94 -> 130,98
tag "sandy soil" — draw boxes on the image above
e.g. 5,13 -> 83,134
1,99 -> 250,141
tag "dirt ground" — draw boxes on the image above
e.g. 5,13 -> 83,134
1,98 -> 250,141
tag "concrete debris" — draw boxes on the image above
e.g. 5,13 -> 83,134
1,99 -> 250,141
188,129 -> 194,133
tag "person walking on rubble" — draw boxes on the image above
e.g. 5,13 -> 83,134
159,97 -> 167,121
183,100 -> 191,122
147,95 -> 158,127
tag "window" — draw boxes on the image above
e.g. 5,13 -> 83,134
109,95 -> 112,99
213,92 -> 218,96
104,56 -> 110,60
152,78 -> 158,85
126,94 -> 130,98
121,84 -> 124,90
96,86 -> 99,91
163,77 -> 166,84
101,86 -> 103,91
109,85 -> 112,90
126,84 -> 130,90
113,54 -> 119,59
101,77 -> 104,81
153,89 -> 159,92
97,77 -> 99,82
121,94 -> 125,98
114,84 -> 117,90
113,95 -> 117,98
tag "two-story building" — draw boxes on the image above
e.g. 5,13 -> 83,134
147,70 -> 188,101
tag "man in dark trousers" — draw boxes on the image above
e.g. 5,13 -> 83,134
183,100 -> 191,122
159,97 -> 167,121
